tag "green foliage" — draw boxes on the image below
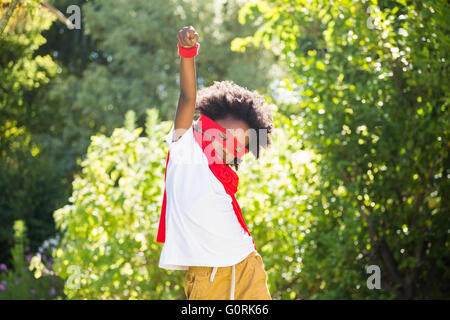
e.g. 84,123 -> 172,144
0,0 -> 284,268
48,0 -> 281,135
0,0 -> 69,264
0,145 -> 71,262
237,111 -> 317,300
0,1 -> 57,131
5,1 -> 285,270
236,0 -> 449,299
52,109 -> 178,299
0,220 -> 64,300
2,0 -> 449,300
52,108 -> 308,299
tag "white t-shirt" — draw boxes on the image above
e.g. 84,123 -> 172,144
158,122 -> 256,270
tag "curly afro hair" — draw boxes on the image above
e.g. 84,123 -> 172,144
194,80 -> 274,169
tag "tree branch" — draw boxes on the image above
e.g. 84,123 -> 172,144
0,0 -> 21,37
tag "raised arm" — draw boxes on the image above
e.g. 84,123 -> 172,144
173,26 -> 199,142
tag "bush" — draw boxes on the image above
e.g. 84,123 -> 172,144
0,220 -> 64,300
53,109 -> 180,299
52,108 -> 305,299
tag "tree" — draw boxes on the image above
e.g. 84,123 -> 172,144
46,0 -> 283,139
233,0 -> 449,298
0,0 -> 65,264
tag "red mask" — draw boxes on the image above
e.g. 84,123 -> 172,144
193,114 -> 249,164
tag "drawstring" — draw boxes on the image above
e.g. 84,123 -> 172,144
210,267 -> 218,282
209,265 -> 236,300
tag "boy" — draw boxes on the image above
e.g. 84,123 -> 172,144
157,25 -> 274,300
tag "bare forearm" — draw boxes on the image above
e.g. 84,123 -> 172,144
173,26 -> 199,138
174,56 -> 196,133
179,56 -> 196,101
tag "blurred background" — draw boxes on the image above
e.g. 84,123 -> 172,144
0,0 -> 448,300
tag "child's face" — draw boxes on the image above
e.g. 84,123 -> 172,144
214,116 -> 250,165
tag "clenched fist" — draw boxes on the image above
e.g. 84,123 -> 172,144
177,25 -> 199,49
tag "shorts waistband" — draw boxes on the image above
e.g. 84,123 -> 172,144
187,251 -> 258,276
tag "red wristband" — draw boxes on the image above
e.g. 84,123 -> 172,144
177,42 -> 200,58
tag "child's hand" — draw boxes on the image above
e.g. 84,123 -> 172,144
177,26 -> 199,49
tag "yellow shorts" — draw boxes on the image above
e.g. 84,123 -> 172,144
184,251 -> 272,300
